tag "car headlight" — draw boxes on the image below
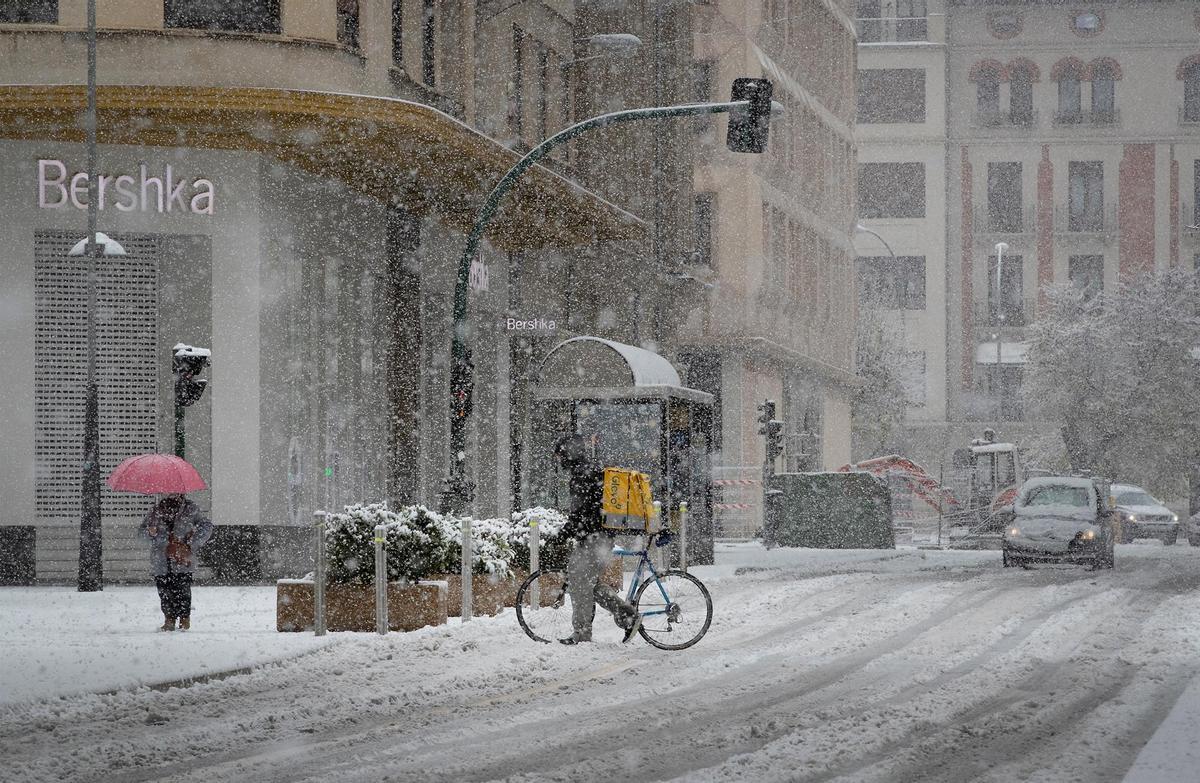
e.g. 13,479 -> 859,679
1081,529 -> 1096,540
1125,514 -> 1138,523
1008,527 -> 1020,537
1172,514 -> 1179,523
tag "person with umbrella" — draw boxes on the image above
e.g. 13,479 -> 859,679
110,454 -> 212,632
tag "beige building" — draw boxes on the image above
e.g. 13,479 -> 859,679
856,0 -> 1200,473
690,0 -> 860,537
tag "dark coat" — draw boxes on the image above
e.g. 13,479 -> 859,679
138,497 -> 213,576
561,460 -> 606,541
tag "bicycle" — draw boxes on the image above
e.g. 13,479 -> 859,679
515,533 -> 713,650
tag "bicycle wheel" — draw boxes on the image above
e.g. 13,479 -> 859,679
515,569 -> 572,644
634,570 -> 712,650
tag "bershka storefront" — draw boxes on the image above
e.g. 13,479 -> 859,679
0,86 -> 642,585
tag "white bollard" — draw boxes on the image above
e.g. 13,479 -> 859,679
374,524 -> 388,636
652,500 -> 664,571
679,501 -> 689,573
529,518 -> 540,609
314,511 -> 327,637
461,515 -> 473,621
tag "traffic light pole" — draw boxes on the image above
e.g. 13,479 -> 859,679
441,99 -> 752,513
175,403 -> 185,459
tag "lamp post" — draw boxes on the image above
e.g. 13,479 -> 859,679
993,241 -> 1010,423
439,86 -> 773,513
70,0 -> 130,592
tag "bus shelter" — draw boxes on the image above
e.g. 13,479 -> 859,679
527,337 -> 715,565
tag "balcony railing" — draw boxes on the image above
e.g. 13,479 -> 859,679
856,16 -> 929,43
1053,204 -> 1118,241
975,109 -> 1038,129
974,204 -> 1036,237
1052,108 -> 1121,127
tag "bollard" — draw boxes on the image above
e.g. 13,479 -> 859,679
652,500 -> 664,571
529,518 -> 540,609
461,515 -> 473,621
313,511 -> 327,637
679,501 -> 689,573
374,524 -> 388,636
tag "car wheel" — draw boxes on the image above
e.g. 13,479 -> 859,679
1002,550 -> 1012,568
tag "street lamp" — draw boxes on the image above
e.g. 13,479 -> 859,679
992,241 -> 1010,423
70,0 -> 125,592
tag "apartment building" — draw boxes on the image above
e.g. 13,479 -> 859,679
691,0 -> 860,537
856,0 -> 1200,473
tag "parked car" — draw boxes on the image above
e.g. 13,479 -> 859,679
1002,476 -> 1116,570
1111,483 -> 1178,545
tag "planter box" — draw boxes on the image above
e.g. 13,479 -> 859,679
276,579 -> 448,632
436,571 -> 521,617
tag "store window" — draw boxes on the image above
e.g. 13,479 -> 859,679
1069,255 -> 1104,301
976,66 -> 1001,119
0,1 -> 55,22
391,0 -> 403,66
857,256 -> 926,310
421,0 -> 436,86
987,162 -> 1023,232
857,69 -> 925,123
164,0 -> 281,35
895,0 -> 927,41
858,162 -> 925,219
856,0 -> 882,43
1068,161 -> 1104,231
987,253 -> 1024,325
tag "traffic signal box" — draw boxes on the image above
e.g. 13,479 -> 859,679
601,467 -> 663,533
726,77 -> 774,154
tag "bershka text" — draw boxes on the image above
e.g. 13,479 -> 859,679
506,317 -> 557,330
37,159 -> 215,215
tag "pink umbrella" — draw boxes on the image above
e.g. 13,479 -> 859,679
107,454 -> 208,495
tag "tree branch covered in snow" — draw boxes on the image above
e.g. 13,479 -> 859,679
1024,270 -> 1200,495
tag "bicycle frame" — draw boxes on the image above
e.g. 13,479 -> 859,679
612,546 -> 672,618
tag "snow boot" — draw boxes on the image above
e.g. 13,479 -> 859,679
178,616 -> 190,631
558,632 -> 592,645
159,615 -> 176,632
621,614 -> 643,644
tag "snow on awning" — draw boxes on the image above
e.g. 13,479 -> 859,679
976,341 -> 1029,365
540,336 -> 682,388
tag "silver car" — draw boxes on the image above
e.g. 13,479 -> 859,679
1111,483 -> 1179,545
1002,476 -> 1116,570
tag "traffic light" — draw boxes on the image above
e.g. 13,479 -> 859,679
451,351 -> 474,420
172,343 -> 210,408
756,399 -> 777,436
726,77 -> 773,154
765,419 -> 785,462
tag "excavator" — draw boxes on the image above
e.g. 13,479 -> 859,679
837,429 -> 1022,548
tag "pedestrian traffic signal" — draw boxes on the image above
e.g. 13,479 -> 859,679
172,343 -> 210,408
451,351 -> 474,420
726,78 -> 773,154
765,419 -> 785,462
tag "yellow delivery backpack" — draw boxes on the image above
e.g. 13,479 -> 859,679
601,467 -> 662,533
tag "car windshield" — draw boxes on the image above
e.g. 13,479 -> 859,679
1116,491 -> 1158,506
1023,485 -> 1090,507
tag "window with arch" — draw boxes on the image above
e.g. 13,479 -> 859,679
976,65 -> 1001,120
1009,64 -> 1035,125
1091,60 -> 1117,122
1056,62 -> 1084,123
1184,62 -> 1200,122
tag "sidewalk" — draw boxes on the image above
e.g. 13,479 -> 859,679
0,584 -> 338,705
1122,674 -> 1200,783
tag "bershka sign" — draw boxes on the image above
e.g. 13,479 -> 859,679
36,159 -> 215,215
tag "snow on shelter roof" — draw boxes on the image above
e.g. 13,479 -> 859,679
539,337 -> 682,389
971,442 -> 1016,454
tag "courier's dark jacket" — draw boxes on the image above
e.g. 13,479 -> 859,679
562,458 -> 606,541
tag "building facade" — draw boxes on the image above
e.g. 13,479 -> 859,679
690,0 -> 860,538
856,0 -> 1200,474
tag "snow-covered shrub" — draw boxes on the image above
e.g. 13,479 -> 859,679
506,507 -> 572,570
324,503 -> 451,585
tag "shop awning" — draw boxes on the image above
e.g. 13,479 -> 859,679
0,85 -> 645,251
976,341 -> 1029,365
535,336 -> 713,404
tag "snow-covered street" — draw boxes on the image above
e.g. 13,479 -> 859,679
4,542 -> 1200,783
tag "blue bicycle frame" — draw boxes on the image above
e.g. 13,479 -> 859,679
612,546 -> 673,619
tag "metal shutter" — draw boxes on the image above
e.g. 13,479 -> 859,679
34,231 -> 160,519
